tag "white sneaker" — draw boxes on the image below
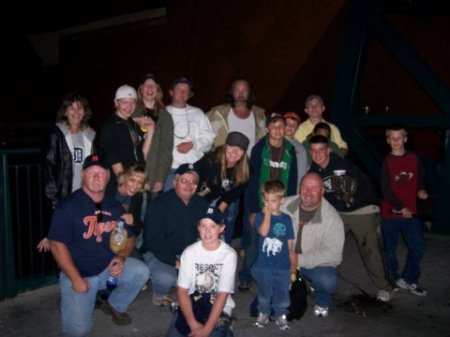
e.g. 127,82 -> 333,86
275,314 -> 290,330
396,278 -> 427,296
376,289 -> 392,302
313,304 -> 329,317
254,312 -> 269,328
395,278 -> 410,290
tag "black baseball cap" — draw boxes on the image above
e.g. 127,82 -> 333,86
198,206 -> 224,224
82,154 -> 109,170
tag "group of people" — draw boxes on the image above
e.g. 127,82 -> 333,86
40,75 -> 429,336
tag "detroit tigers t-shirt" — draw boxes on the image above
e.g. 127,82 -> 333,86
48,189 -> 132,277
253,212 -> 294,270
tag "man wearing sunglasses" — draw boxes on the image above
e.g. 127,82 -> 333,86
48,154 -> 150,337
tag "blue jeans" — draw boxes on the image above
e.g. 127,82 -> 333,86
381,217 -> 426,284
166,311 -> 234,337
238,209 -> 258,284
143,251 -> 178,297
59,257 -> 149,337
210,198 -> 239,244
163,169 -> 176,192
251,266 -> 291,317
299,266 -> 337,308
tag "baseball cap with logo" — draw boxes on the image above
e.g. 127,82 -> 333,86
82,154 -> 110,170
115,85 -> 137,100
198,206 -> 224,225
174,163 -> 199,177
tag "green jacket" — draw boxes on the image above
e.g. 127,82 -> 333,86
133,109 -> 174,186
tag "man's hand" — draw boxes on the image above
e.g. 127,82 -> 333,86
417,189 -> 429,200
152,182 -> 163,193
400,207 -> 413,218
122,213 -> 134,226
248,213 -> 256,226
108,255 -> 125,278
176,141 -> 194,154
36,238 -> 50,252
72,276 -> 90,293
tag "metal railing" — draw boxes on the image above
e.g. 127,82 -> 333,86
0,148 -> 58,300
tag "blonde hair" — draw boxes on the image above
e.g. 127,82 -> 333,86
262,180 -> 285,198
215,145 -> 249,186
117,164 -> 150,192
136,82 -> 165,116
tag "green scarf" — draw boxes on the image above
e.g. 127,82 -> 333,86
258,137 -> 293,208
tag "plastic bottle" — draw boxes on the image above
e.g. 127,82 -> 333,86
110,220 -> 128,253
106,273 -> 117,291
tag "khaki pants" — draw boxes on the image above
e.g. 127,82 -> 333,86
340,212 -> 392,291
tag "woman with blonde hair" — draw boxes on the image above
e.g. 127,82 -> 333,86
195,132 -> 250,243
133,72 -> 174,198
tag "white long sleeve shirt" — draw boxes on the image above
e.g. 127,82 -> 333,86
167,104 -> 215,169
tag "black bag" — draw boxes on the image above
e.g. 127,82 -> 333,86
286,273 -> 308,321
250,272 -> 307,321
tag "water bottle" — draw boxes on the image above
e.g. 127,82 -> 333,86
106,273 -> 117,291
110,220 -> 128,253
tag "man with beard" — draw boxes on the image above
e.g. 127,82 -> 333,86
208,78 -> 266,156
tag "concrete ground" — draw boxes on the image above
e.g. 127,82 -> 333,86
1,231 -> 450,337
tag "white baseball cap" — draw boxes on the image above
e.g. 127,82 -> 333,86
115,85 -> 137,100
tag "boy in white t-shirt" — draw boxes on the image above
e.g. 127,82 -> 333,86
167,207 -> 237,337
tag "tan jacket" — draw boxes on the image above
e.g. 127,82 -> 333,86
207,104 -> 266,149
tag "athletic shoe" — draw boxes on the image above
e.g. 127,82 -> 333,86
376,289 -> 392,302
275,314 -> 290,330
396,278 -> 427,296
254,312 -> 269,328
407,283 -> 427,296
313,304 -> 329,317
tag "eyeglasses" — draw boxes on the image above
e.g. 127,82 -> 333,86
95,203 -> 103,223
177,178 -> 198,186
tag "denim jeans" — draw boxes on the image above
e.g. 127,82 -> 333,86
381,217 -> 426,284
251,266 -> 291,317
59,257 -> 149,337
143,251 -> 178,297
210,198 -> 239,244
299,266 -> 337,308
238,210 -> 258,284
163,169 -> 176,192
166,311 -> 234,337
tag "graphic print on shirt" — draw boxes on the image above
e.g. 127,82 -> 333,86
82,212 -> 116,243
394,170 -> 414,183
262,222 -> 287,257
195,263 -> 223,295
73,147 -> 83,163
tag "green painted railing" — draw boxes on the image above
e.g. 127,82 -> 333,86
0,148 -> 58,300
